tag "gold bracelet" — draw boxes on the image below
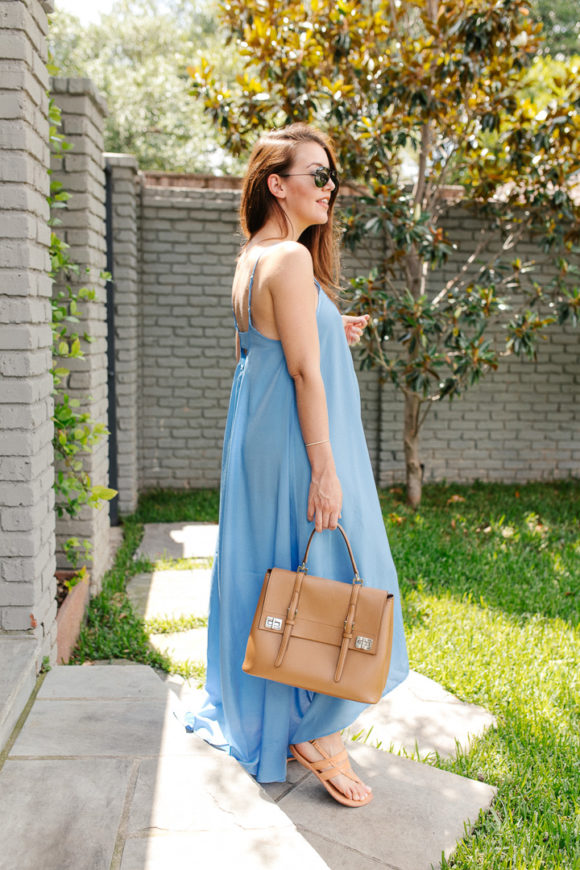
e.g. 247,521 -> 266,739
305,439 -> 329,447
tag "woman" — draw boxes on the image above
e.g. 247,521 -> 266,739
185,124 -> 408,807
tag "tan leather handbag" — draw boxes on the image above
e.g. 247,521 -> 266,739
243,524 -> 394,704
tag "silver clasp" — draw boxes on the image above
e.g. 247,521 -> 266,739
265,616 -> 283,630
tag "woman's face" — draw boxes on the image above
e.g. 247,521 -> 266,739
274,141 -> 336,231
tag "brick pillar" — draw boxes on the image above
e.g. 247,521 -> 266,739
50,78 -> 110,591
105,154 -> 140,515
0,0 -> 55,658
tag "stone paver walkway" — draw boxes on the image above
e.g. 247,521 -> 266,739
0,522 -> 498,870
0,666 -> 328,870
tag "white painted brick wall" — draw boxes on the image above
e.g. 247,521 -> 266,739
0,0 -> 56,662
50,77 -> 110,591
105,154 -> 140,514
129,187 -> 579,492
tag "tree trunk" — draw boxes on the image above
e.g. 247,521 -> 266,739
404,390 -> 422,508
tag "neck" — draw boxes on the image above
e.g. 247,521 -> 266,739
250,211 -> 308,245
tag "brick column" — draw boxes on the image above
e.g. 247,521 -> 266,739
105,154 -> 140,515
0,0 -> 55,660
50,78 -> 110,591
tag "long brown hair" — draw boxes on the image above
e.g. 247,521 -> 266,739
240,124 -> 341,301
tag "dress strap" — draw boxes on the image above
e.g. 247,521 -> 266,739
247,253 -> 263,330
231,254 -> 262,333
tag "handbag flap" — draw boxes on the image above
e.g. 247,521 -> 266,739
259,567 -> 391,654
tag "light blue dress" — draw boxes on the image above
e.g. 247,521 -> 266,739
185,253 -> 409,783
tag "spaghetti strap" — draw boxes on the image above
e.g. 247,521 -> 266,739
247,253 -> 263,330
231,253 -> 263,334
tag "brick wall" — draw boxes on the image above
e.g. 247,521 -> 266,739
127,185 -> 579,494
139,188 -> 241,488
50,78 -> 110,590
105,154 -> 140,514
0,0 -> 55,656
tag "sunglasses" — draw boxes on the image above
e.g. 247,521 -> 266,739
281,166 -> 339,189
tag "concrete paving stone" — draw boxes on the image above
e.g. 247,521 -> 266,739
261,758 -> 311,802
37,664 -> 168,700
128,755 -> 294,835
275,743 -> 496,870
120,828 -> 331,870
169,681 -> 207,723
135,522 -> 219,561
344,671 -> 496,759
0,635 -> 38,752
149,627 -> 207,664
0,758 -> 132,870
127,568 -> 211,620
9,694 -> 211,759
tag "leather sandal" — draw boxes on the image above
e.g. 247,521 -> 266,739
289,739 -> 373,808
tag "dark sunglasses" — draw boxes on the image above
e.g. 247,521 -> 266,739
281,166 -> 339,189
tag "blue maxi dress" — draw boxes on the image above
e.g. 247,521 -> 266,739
185,254 -> 409,783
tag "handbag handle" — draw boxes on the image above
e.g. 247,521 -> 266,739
298,523 -> 362,584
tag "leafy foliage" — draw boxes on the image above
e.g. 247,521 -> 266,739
48,0 -> 244,173
190,0 -> 580,504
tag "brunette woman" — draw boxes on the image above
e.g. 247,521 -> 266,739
185,124 -> 408,807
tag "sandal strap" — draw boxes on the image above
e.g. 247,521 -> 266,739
308,741 -> 351,780
309,740 -> 362,784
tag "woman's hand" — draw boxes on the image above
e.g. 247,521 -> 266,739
307,466 -> 342,532
342,314 -> 369,346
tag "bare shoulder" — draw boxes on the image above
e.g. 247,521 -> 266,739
269,240 -> 312,264
263,242 -> 314,289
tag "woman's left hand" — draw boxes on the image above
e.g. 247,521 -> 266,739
342,314 -> 369,346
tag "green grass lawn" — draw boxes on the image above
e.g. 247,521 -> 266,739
380,480 -> 579,869
75,480 -> 579,869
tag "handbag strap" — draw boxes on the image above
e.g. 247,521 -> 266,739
273,524 -> 363,673
299,523 -> 362,584
274,566 -> 306,669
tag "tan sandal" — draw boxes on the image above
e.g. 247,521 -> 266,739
289,739 -> 373,808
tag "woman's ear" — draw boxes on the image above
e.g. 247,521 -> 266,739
267,173 -> 286,200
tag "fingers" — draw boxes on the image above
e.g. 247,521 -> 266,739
327,510 -> 340,530
313,507 -> 341,532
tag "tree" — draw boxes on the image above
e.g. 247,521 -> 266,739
49,0 -> 244,173
190,0 -> 580,507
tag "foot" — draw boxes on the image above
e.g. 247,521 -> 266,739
294,732 -> 372,803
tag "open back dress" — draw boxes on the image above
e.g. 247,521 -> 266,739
184,251 -> 409,783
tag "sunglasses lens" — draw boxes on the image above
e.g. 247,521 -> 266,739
314,168 -> 338,188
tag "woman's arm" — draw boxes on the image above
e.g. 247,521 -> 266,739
268,243 -> 342,532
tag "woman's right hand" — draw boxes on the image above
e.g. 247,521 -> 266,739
307,466 -> 342,532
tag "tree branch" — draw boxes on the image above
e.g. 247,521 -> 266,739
431,228 -> 491,307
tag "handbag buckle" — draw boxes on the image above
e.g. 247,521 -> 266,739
355,636 -> 373,651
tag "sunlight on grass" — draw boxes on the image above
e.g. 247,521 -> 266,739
150,556 -> 214,571
381,480 -> 579,869
73,480 -> 579,869
144,615 -> 208,634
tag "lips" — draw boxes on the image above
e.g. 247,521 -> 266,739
317,197 -> 330,209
